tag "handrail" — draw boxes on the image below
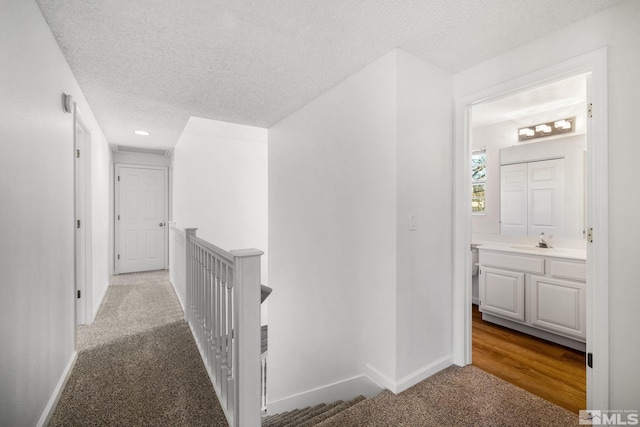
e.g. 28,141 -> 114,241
169,223 -> 263,427
190,234 -> 235,264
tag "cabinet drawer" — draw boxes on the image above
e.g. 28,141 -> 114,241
550,259 -> 586,282
480,251 -> 545,274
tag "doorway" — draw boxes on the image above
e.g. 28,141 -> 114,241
115,165 -> 168,274
74,109 -> 92,325
470,75 -> 589,412
453,48 -> 609,410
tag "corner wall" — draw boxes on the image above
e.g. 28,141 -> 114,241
454,0 -> 640,409
268,49 -> 455,409
395,49 -> 454,383
172,117 -> 268,306
0,1 -> 111,424
268,51 -> 398,408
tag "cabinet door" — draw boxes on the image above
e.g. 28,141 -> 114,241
500,163 -> 527,236
530,275 -> 585,340
480,267 -> 525,322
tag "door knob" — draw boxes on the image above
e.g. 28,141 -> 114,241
159,223 -> 164,227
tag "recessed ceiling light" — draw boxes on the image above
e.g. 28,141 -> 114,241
134,130 -> 150,136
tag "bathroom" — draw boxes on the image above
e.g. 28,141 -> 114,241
469,74 -> 588,413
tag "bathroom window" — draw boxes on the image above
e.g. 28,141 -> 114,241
472,148 -> 486,214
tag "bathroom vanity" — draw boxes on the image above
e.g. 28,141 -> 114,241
478,244 -> 586,351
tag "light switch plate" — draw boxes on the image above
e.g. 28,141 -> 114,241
408,212 -> 417,231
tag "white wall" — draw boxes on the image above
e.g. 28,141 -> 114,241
395,49 -> 454,381
113,151 -> 171,167
172,117 -> 268,307
269,51 -> 398,406
268,49 -> 455,408
0,1 -> 111,424
455,0 -> 640,409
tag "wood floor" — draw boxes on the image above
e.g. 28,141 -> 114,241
471,304 -> 586,414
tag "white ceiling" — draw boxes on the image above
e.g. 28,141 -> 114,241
472,74 -> 587,128
36,0 -> 625,149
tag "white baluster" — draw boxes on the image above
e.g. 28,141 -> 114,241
205,252 -> 212,372
184,228 -> 197,325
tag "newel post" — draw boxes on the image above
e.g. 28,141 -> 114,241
230,248 -> 263,427
184,228 -> 197,324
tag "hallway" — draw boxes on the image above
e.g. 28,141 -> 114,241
50,271 -> 228,426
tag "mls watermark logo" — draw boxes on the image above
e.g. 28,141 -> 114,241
580,409 -> 639,425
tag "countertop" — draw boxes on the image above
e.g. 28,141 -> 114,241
473,242 -> 586,261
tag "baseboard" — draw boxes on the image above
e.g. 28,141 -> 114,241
366,354 -> 454,394
169,278 -> 186,313
91,279 -> 110,323
472,297 -> 481,305
37,351 -> 77,427
482,313 -> 586,352
394,354 -> 453,393
364,364 -> 396,392
267,374 -> 383,415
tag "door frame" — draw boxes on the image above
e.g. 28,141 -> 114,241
114,163 -> 169,274
74,107 -> 93,325
452,48 -> 609,409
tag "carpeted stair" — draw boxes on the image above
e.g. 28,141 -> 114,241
262,395 -> 366,427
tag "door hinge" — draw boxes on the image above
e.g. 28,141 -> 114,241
588,103 -> 593,118
587,352 -> 593,368
118,175 -> 120,182
77,219 -> 81,229
76,149 -> 80,158
118,214 -> 120,220
77,290 -> 81,299
587,227 -> 594,243
117,254 -> 120,260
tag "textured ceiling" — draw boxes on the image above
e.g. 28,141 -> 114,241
36,0 -> 626,148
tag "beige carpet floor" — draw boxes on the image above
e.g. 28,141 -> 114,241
51,270 -> 578,427
315,364 -> 578,427
49,270 -> 229,426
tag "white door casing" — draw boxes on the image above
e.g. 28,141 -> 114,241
74,108 -> 92,326
453,48 -> 609,409
116,166 -> 167,273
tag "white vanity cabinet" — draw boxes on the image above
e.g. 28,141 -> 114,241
479,246 -> 586,349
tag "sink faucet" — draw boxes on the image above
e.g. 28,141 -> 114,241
538,233 -> 553,248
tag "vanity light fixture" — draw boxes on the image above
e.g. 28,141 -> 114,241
554,119 -> 572,130
535,124 -> 552,133
134,130 -> 150,136
518,117 -> 575,142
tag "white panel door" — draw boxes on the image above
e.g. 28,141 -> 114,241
117,167 -> 166,273
500,163 -> 527,235
528,159 -> 564,237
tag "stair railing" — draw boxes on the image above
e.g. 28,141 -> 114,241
169,223 -> 263,427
